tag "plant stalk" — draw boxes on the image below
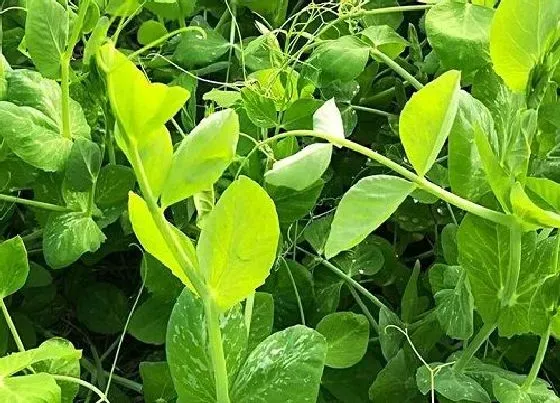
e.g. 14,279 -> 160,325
0,193 -> 71,212
204,299 -> 231,403
0,299 -> 26,353
267,131 -> 512,227
370,49 -> 424,90
522,325 -> 551,390
502,222 -> 522,306
60,53 -> 72,139
453,322 -> 496,372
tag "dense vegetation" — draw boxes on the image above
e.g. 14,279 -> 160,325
1,0 -> 560,401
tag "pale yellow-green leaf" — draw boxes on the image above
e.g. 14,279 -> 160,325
197,177 -> 280,311
128,192 -> 198,290
490,0 -> 560,92
511,183 -> 560,229
399,70 -> 461,176
526,177 -> 560,212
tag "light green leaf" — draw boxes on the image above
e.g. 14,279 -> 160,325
324,175 -> 416,259
25,0 -> 69,79
137,20 -> 167,45
128,192 -> 198,290
231,325 -> 327,402
98,43 -> 189,197
203,89 -> 241,108
448,92 -> 494,201
0,373 -> 61,403
43,212 -> 106,269
0,237 -> 28,299
265,143 -> 332,191
426,1 -> 493,75
361,25 -> 408,60
242,33 -> 284,71
197,176 -> 279,311
166,288 -> 247,402
161,109 -> 240,207
361,0 -> 403,29
416,366 -> 490,402
400,70 -> 461,176
316,312 -> 369,369
526,177 -> 560,212
173,21 -> 229,67
313,99 -> 344,142
511,182 -> 560,229
64,138 -> 101,192
490,0 -> 560,92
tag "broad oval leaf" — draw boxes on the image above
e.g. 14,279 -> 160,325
361,25 -> 408,60
0,236 -> 29,298
166,288 -> 247,403
128,192 -> 198,289
0,373 -> 61,402
161,109 -> 240,207
315,312 -> 370,369
416,366 -> 490,402
324,175 -> 416,259
43,212 -> 106,269
197,176 -> 280,311
399,70 -> 461,176
490,0 -> 560,92
231,325 -> 327,402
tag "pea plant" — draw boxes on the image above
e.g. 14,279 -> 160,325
1,0 -> 560,402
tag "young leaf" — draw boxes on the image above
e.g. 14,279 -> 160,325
25,0 -> 69,79
315,312 -> 370,369
0,236 -> 29,299
490,0 -> 560,92
128,192 -> 198,289
310,36 -> 370,84
231,325 -> 327,402
425,1 -> 494,75
197,177 -> 279,311
161,109 -> 240,207
526,177 -> 560,212
43,212 -> 106,269
64,138 -> 102,192
399,70 -> 461,176
324,175 -> 416,259
361,25 -> 408,60
511,182 -> 560,229
166,288 -> 247,402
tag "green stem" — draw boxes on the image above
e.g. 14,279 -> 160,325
204,299 -> 231,403
298,247 -> 388,312
453,322 -> 496,372
51,375 -> 109,402
0,299 -> 25,353
283,258 -> 306,325
267,131 -> 512,227
244,292 -> 255,336
370,49 -> 423,90
348,286 -> 379,333
225,0 -> 237,84
503,222 -> 522,306
127,27 -> 206,61
351,105 -> 395,118
522,325 -> 551,390
81,359 -> 143,393
86,179 -> 97,217
60,54 -> 72,139
0,193 -> 71,212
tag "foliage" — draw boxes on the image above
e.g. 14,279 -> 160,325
1,0 -> 560,402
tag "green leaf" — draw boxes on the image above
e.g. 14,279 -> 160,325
361,25 -> 408,60
416,365 -> 490,402
203,89 -> 241,108
64,138 -> 101,192
526,177 -> 560,212
43,212 -> 106,269
240,86 -> 278,129
33,338 -> 81,403
310,36 -> 370,85
0,373 -> 61,403
137,20 -> 167,45
324,175 -> 416,259
490,0 -> 560,92
166,288 -> 247,402
361,0 -> 403,29
231,325 -> 327,402
140,362 -> 177,403
369,349 -> 420,402
399,70 -> 462,176
98,43 -> 189,197
247,292 -> 274,352
25,0 -> 69,79
242,33 -> 284,71
0,237 -> 29,298
315,312 -> 369,369
267,179 -> 324,223
511,182 -> 560,228
173,21 -> 229,67
141,253 -> 183,301
378,307 -> 404,361
432,266 -> 474,340
448,92 -> 494,202
129,296 -> 174,345
265,143 -> 332,191
95,164 -> 136,207
161,109 -> 239,207
426,1 -> 494,75
128,192 -> 198,289
237,0 -> 288,26
313,99 -> 345,142
401,264 -> 421,323
76,282 -> 128,334
197,176 -> 279,311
